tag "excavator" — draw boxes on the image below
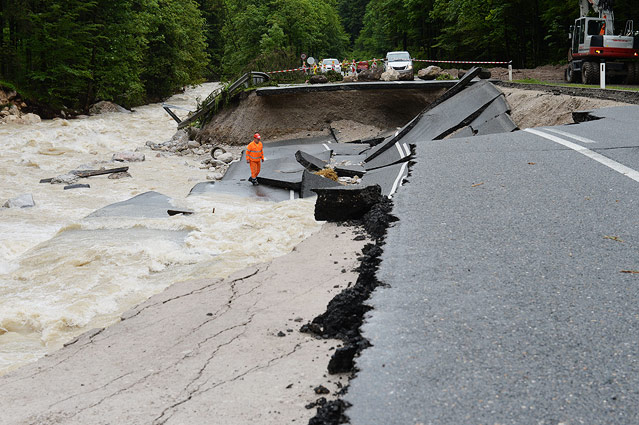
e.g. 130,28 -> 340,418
565,0 -> 639,84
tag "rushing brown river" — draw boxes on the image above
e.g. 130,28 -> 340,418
0,83 -> 321,375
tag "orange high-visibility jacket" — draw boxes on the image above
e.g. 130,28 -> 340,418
246,141 -> 264,162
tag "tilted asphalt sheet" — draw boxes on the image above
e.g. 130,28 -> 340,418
345,108 -> 639,424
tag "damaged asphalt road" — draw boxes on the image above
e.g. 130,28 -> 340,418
345,106 -> 639,424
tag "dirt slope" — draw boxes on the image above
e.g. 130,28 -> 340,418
196,89 -> 445,146
500,86 -> 630,128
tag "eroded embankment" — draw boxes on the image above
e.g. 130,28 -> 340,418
195,89 -> 446,146
499,85 -> 633,128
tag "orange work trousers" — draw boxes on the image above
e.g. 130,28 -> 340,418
249,160 -> 261,179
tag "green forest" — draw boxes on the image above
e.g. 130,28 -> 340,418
2,0 -> 639,111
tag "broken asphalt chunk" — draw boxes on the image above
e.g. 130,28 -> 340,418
314,185 -> 383,221
295,150 -> 328,172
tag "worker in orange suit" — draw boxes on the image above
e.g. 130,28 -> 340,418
246,133 -> 264,185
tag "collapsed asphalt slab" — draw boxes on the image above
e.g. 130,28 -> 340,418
86,191 -> 192,218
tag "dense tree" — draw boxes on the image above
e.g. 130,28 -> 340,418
3,0 -> 639,111
195,0 -> 226,79
220,0 -> 348,77
353,0 -> 639,67
337,0 -> 371,44
141,0 -> 209,101
0,0 -> 208,110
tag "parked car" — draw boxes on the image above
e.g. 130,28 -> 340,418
321,58 -> 342,73
384,51 -> 414,79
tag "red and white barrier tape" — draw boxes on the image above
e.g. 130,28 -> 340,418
266,67 -> 305,74
413,59 -> 512,65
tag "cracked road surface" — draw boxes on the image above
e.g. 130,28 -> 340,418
0,223 -> 367,425
345,106 -> 639,424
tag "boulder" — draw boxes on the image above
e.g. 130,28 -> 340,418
209,158 -> 226,167
187,140 -> 200,149
380,69 -> 399,81
51,173 -> 79,185
343,74 -> 358,83
1,115 -> 19,124
108,171 -> 132,179
309,75 -> 329,84
3,194 -> 35,208
89,101 -> 129,115
458,68 -> 492,79
418,66 -> 442,80
112,151 -> 145,162
358,68 -> 383,81
398,71 -> 414,81
217,152 -> 234,164
206,172 -> 225,181
19,113 -> 41,124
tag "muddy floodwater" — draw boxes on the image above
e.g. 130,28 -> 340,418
0,83 -> 321,375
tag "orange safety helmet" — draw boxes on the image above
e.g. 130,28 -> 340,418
254,133 -> 261,140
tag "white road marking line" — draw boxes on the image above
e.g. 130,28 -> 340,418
395,142 -> 406,158
403,143 -> 410,156
543,127 -> 597,144
389,162 -> 409,197
290,190 -> 295,200
525,128 -> 639,183
323,144 -> 331,150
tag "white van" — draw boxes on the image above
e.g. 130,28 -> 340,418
385,51 -> 413,79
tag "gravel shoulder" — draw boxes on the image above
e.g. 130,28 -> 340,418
0,223 -> 368,425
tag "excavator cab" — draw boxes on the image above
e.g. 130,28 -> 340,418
567,0 -> 639,85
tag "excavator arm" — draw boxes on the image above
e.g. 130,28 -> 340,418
580,0 -> 615,34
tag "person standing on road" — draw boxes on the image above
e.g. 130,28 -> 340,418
246,133 -> 264,185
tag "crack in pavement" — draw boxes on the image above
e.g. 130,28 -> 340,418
153,342 -> 303,425
151,313 -> 257,425
45,371 -> 135,411
166,268 -> 267,351
123,268 -> 261,322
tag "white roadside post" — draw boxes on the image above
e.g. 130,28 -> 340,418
600,62 -> 606,89
508,63 -> 513,81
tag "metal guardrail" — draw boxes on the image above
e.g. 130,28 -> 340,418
163,72 -> 270,129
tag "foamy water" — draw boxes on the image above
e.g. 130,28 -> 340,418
0,84 -> 321,375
